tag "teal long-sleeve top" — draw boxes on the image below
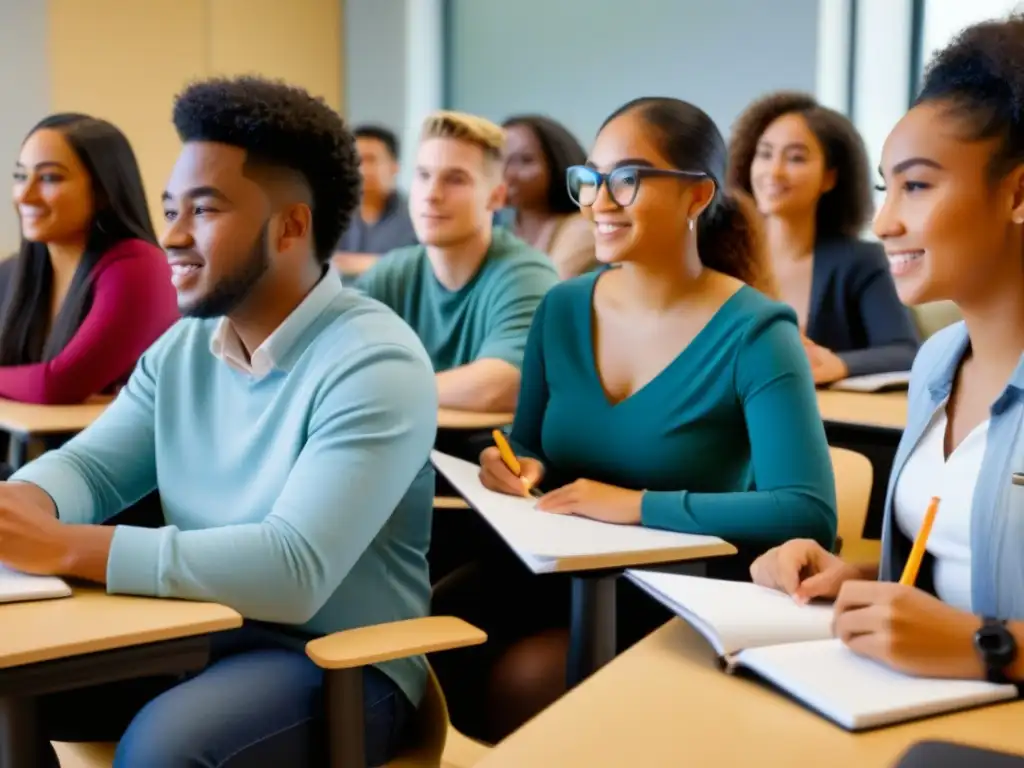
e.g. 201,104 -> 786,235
510,274 -> 837,553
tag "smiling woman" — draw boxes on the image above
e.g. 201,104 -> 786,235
751,10 -> 1024,699
0,114 -> 178,406
430,96 -> 837,744
729,93 -> 920,383
501,114 -> 596,278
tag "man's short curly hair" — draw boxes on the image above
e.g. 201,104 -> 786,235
916,13 -> 1024,183
728,91 -> 873,240
171,76 -> 359,264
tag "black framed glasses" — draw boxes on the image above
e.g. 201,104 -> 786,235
566,164 -> 708,208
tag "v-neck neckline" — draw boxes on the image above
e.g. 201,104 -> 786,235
583,270 -> 749,409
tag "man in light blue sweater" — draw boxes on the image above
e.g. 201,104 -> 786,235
0,78 -> 437,766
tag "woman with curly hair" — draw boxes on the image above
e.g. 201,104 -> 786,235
502,114 -> 597,278
729,92 -> 919,383
753,11 -> 1024,717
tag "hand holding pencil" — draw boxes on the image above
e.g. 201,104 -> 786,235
479,431 -> 544,498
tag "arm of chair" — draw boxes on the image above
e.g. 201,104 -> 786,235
306,616 -> 486,670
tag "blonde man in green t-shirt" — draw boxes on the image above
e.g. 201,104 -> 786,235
356,111 -> 559,413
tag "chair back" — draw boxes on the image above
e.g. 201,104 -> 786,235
829,447 -> 875,561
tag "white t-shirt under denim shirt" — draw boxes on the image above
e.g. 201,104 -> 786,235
894,400 -> 990,612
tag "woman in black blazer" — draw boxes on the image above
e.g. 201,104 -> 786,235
729,91 -> 919,383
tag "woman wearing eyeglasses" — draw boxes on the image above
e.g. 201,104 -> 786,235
432,97 -> 837,743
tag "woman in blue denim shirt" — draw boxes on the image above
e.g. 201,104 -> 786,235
752,14 -> 1024,686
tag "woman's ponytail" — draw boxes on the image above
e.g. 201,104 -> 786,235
696,187 -> 777,298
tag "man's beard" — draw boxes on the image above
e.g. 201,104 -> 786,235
180,224 -> 270,319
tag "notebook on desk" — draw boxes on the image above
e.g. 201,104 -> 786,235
829,371 -> 910,392
627,570 -> 1018,731
430,451 -> 734,574
0,564 -> 72,604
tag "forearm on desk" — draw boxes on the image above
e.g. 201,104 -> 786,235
436,359 -> 520,412
59,524 -> 114,584
838,343 -> 919,378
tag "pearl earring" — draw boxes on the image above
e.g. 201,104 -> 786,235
688,219 -> 695,231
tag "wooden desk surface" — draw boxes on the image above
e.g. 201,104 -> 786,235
478,619 -> 1024,768
0,398 -> 108,436
0,588 -> 242,670
817,390 -> 908,431
437,408 -> 513,431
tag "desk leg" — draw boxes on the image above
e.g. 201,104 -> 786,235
0,695 -> 41,768
566,574 -> 617,689
5,437 -> 27,472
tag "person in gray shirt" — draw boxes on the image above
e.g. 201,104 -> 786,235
332,125 -> 418,278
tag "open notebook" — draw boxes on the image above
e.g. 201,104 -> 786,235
0,564 -> 71,604
627,570 -> 1018,731
431,451 -> 734,574
830,371 -> 910,393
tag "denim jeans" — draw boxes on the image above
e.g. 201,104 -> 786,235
40,625 -> 415,767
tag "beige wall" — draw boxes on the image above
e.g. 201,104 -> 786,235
47,0 -> 343,235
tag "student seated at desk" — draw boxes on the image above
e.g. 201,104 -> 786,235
0,77 -> 437,767
751,14 -> 1024,691
432,96 -> 837,743
728,92 -> 919,384
0,114 -> 177,405
355,111 -> 559,414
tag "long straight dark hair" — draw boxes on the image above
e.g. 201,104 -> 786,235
0,113 -> 158,366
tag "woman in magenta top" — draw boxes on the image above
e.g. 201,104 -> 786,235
0,113 -> 177,405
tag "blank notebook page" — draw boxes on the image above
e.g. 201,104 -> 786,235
431,451 -> 726,566
736,638 -> 1018,731
627,570 -> 833,656
0,565 -> 72,603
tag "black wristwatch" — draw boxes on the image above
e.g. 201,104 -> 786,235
973,617 -> 1018,684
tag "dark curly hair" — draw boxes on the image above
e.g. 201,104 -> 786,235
916,14 -> 1024,182
728,91 -> 873,240
602,97 -> 775,296
502,114 -> 587,214
171,76 -> 360,264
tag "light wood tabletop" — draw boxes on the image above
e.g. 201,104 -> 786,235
817,390 -> 908,431
478,619 -> 1024,768
0,588 -> 242,670
0,398 -> 109,437
437,408 -> 514,431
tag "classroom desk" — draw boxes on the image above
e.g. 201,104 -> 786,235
817,390 -> 908,540
477,618 -> 1024,768
0,588 -> 241,767
0,398 -> 109,469
433,451 -> 737,689
816,390 -> 909,431
437,408 -> 514,431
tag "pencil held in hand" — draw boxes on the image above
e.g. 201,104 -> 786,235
899,496 -> 940,586
491,429 -> 535,498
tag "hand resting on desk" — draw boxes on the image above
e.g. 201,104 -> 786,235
750,538 -> 866,602
751,539 -> 999,682
478,447 -> 644,524
0,481 -> 112,581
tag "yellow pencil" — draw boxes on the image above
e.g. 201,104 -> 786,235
491,429 -> 533,498
899,496 -> 940,586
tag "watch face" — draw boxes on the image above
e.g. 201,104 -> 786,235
977,624 -> 1017,666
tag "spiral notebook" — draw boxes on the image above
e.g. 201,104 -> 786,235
0,564 -> 72,604
627,570 -> 1018,731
